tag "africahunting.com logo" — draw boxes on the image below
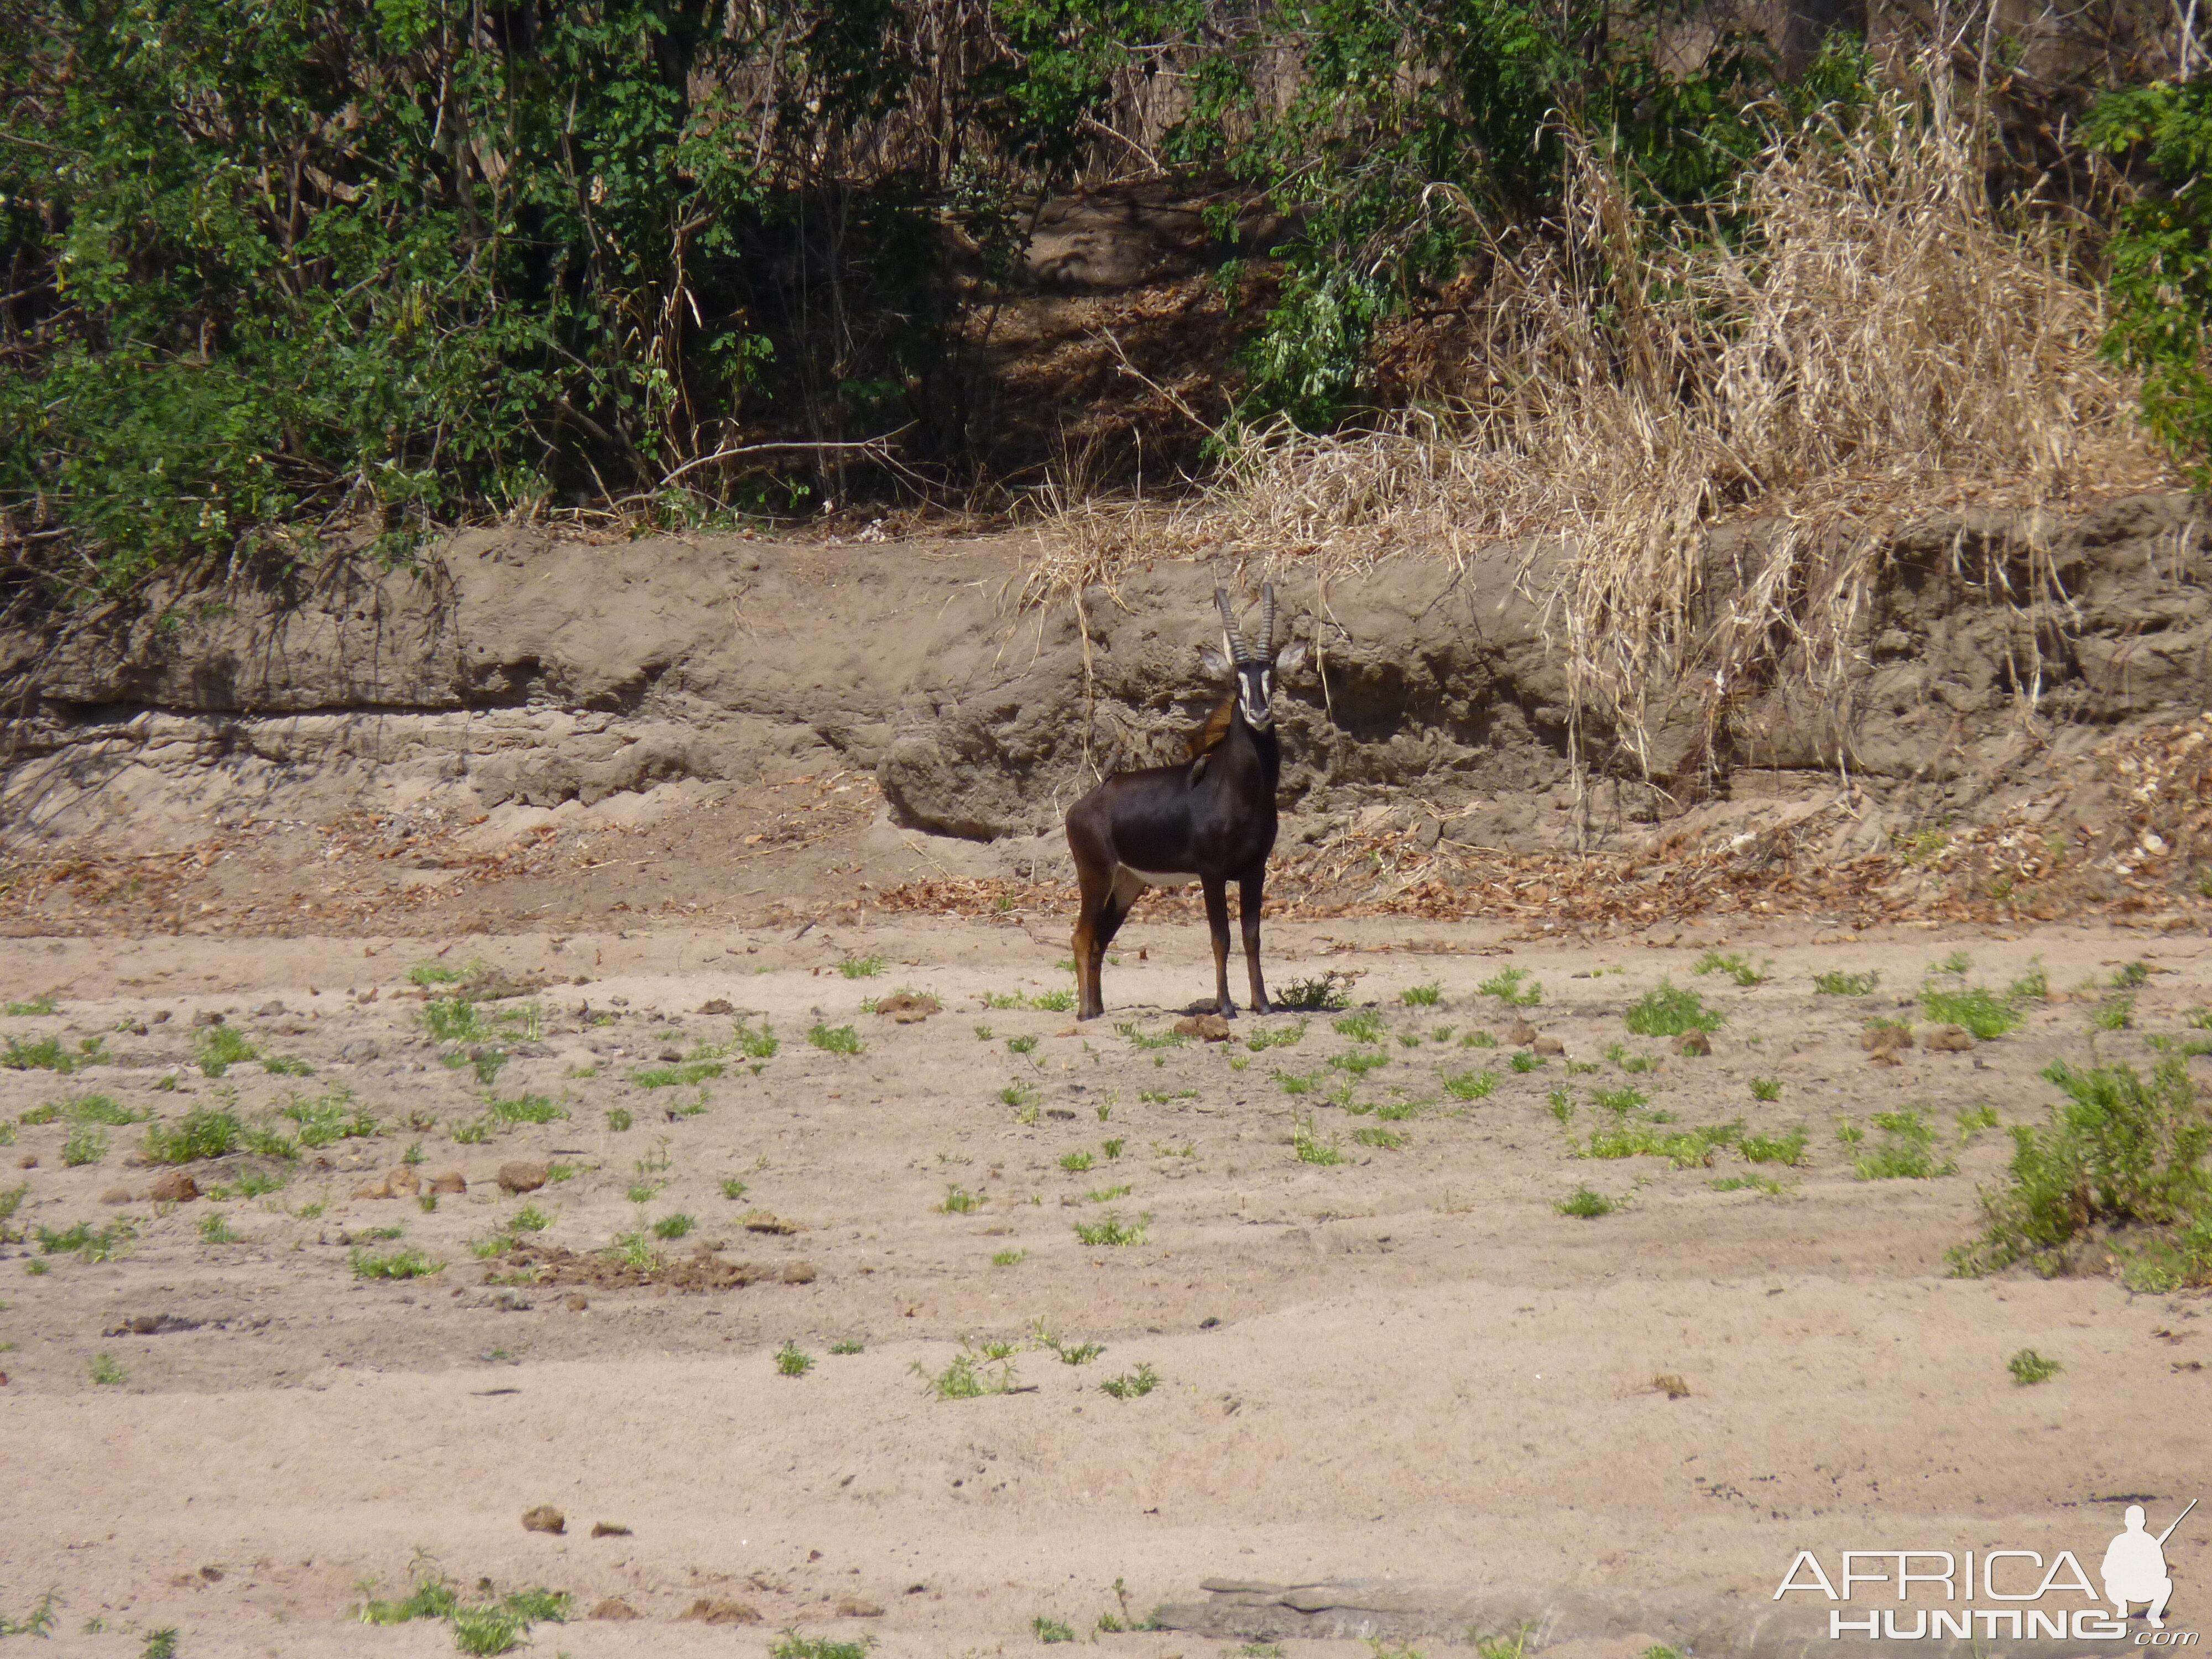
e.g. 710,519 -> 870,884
1775,1499 -> 2198,1644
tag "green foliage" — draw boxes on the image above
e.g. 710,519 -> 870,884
1850,1108 -> 1955,1181
1073,1210 -> 1147,1245
1400,982 -> 1442,1007
281,1086 -> 379,1147
1034,1614 -> 1080,1642
359,1554 -> 568,1653
940,1185 -> 983,1214
1442,1070 -> 1497,1100
912,1342 -> 1019,1400
61,1122 -> 108,1166
1475,968 -> 1541,1008
1749,1077 -> 1782,1103
2086,79 -> 2212,484
1098,1360 -> 1160,1399
88,1351 -> 128,1386
1692,951 -> 1771,986
4,995 -> 58,1016
194,1025 -> 257,1077
1623,982 -> 1722,1037
839,955 -> 888,979
0,1588 -> 60,1637
773,1630 -> 875,1659
1556,1186 -> 1616,1218
633,1059 -> 723,1088
1812,969 -> 1880,996
807,1024 -> 864,1056
1740,1126 -> 1809,1166
1276,973 -> 1353,1011
142,1107 -> 244,1164
651,1212 -> 695,1240
1580,1119 -> 1743,1169
3,1034 -> 89,1073
36,1219 -> 134,1261
350,1245 -> 441,1280
734,1019 -> 780,1060
775,1340 -> 815,1376
1953,1057 -> 2211,1279
2007,1347 -> 2062,1386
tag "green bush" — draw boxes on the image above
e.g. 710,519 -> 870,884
1953,1057 -> 2211,1279
142,1108 -> 244,1164
2086,80 -> 2212,485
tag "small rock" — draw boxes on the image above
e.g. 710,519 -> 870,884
684,1597 -> 762,1625
429,1170 -> 467,1194
498,1161 -> 549,1194
1924,1024 -> 1975,1052
1674,1030 -> 1712,1057
1509,1019 -> 1539,1047
101,1186 -> 133,1206
191,1010 -> 224,1027
837,1598 -> 885,1619
253,1000 -> 286,1018
1412,816 -> 1442,850
150,1010 -> 171,1025
520,1505 -> 565,1535
336,1038 -> 380,1063
387,1166 -> 420,1197
564,1292 -> 589,1312
698,998 -> 735,1016
591,1521 -> 632,1538
1860,1024 -> 1913,1055
148,1171 -> 199,1203
876,991 -> 941,1024
657,1047 -> 684,1062
1531,1034 -> 1565,1057
199,1565 -> 224,1582
17,1155 -> 36,1170
590,1598 -> 639,1621
1173,1013 -> 1232,1042
1650,1373 -> 1692,1399
781,1262 -> 817,1284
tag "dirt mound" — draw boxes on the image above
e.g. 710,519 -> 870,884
489,1238 -> 801,1293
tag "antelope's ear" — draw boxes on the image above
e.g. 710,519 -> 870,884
1199,644 -> 1232,677
1275,638 -> 1310,677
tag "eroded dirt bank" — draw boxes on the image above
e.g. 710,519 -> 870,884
0,914 -> 2205,1655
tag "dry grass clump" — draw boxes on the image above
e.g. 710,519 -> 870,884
1039,60 -> 2169,769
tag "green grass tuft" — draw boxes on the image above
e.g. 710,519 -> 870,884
1811,969 -> 1880,995
1476,967 -> 1541,1006
1623,981 -> 1722,1037
2007,1347 -> 2061,1385
1556,1186 -> 1616,1218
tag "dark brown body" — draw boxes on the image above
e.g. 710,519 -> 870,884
1066,691 -> 1282,1021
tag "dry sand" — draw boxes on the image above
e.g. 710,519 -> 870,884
0,909 -> 2206,1656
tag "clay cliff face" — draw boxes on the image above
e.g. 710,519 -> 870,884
2,494 -> 2206,851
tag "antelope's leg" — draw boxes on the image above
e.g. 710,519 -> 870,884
1202,877 -> 1235,1016
1069,831 -> 1115,1021
1239,869 -> 1271,1015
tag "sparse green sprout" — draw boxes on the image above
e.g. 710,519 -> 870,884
191,1024 -> 254,1077
1102,1138 -> 1125,1159
34,1218 -> 135,1261
1001,1080 -> 1041,1110
838,954 -> 887,979
1957,1104 -> 2000,1139
975,1025 -> 994,1041
1115,1022 -> 1186,1051
61,1122 -> 107,1166
350,1246 -> 441,1280
1546,1090 -> 1573,1125
1710,1173 -> 1791,1196
732,1018 -> 780,1060
1580,1119 -> 1743,1168
830,1338 -> 865,1354
199,1212 -> 240,1244
409,961 -> 468,987
807,1023 -> 864,1055
1556,1186 -> 1616,1218
2092,994 -> 2136,1031
913,1340 -> 1020,1399
1509,1052 -> 1544,1073
3,994 -> 57,1015
1442,1070 -> 1497,1100
282,1085 -> 380,1147
1029,989 -> 1076,1013
1693,951 -> 1771,986
1461,1030 -> 1498,1048
1919,967 -> 2025,1040
1749,1076 -> 1782,1102
651,1212 -> 694,1240
1849,1108 -> 1955,1180
940,1186 -> 983,1214
1276,972 -> 1353,1011
1331,1049 -> 1389,1076
720,1177 -> 749,1201
1246,1019 -> 1309,1050
1477,966 -> 1542,1006
1074,1211 -> 1147,1246
1058,1151 -> 1094,1173
1274,1069 -> 1321,1095
88,1351 -> 128,1386
1354,1126 -> 1406,1149
1401,982 -> 1442,1007
776,1341 -> 815,1376
1591,1086 -> 1648,1115
632,1058 -> 723,1088
1291,1116 -> 1343,1166
1008,1035 -> 1039,1056
2007,1348 -> 2061,1385
992,1249 -> 1026,1266
1098,1362 -> 1160,1399
1812,969 -> 1880,996
140,1107 -> 245,1164
1740,1126 -> 1809,1166
2,1034 -> 92,1074
1624,981 -> 1722,1037
606,1107 -> 634,1132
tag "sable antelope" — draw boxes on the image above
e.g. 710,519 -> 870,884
1066,584 -> 1307,1020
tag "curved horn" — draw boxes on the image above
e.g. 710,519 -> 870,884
1259,583 -> 1277,656
1214,586 -> 1250,663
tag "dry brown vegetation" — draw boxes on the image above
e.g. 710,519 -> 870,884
1036,64 -> 2176,768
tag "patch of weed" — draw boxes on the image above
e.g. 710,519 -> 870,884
1442,1070 -> 1497,1100
1509,1052 -> 1545,1074
992,1248 -> 1026,1266
1919,973 -> 2024,1040
1812,969 -> 1880,996
1074,1211 -> 1147,1246
913,1340 -> 1019,1399
1401,982 -> 1442,1007
1850,1108 -> 1955,1181
87,1351 -> 128,1386
1058,1151 -> 1093,1173
1292,1116 -> 1343,1166
62,1123 -> 107,1166
1033,1615 -> 1078,1642
2092,994 -> 2136,1031
1581,1120 -> 1743,1168
1711,1174 -> 1792,1195
1740,1126 -> 1809,1166
1556,1186 -> 1616,1218
1624,982 -> 1722,1037
4,1034 -> 86,1073
633,1059 -> 724,1087
776,1340 -> 815,1376
4,995 -> 57,1016
1276,972 -> 1354,1011
940,1186 -> 983,1214
199,1212 -> 241,1244
1693,951 -> 1772,986
807,1023 -> 863,1055
1749,1076 -> 1782,1102
282,1086 -> 380,1147
2007,1347 -> 2061,1385
651,1213 -> 694,1240
1477,967 -> 1541,1006
141,1107 -> 244,1164
606,1107 -> 634,1132
350,1246 -> 441,1280
35,1219 -> 134,1261
839,954 -> 888,979
720,1177 -> 749,1201
1331,1049 -> 1389,1076
1354,1126 -> 1406,1149
1098,1362 -> 1160,1399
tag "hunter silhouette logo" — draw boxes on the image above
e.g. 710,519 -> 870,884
2106,1501 -> 2195,1631
1775,1498 -> 2200,1644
